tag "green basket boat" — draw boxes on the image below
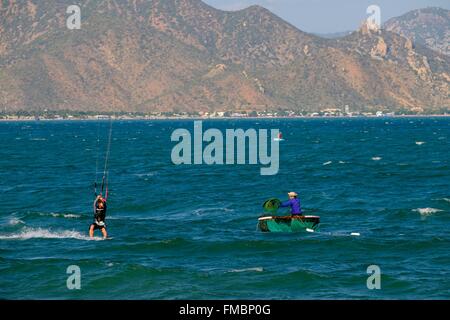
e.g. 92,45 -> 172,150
258,215 -> 320,233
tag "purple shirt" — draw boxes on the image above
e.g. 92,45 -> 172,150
280,198 -> 302,215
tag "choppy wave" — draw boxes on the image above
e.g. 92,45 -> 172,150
0,227 -> 102,241
413,208 -> 443,216
18,212 -> 84,219
227,267 -> 264,273
8,218 -> 25,225
49,213 -> 82,219
191,207 -> 235,216
134,172 -> 158,179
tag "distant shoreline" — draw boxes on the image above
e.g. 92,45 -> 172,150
0,114 -> 449,122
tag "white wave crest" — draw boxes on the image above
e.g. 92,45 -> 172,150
413,208 -> 443,216
8,218 -> 25,225
0,227 -> 102,241
49,213 -> 81,219
228,267 -> 264,273
192,207 -> 235,216
134,172 -> 157,178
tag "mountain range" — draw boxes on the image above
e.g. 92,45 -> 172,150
0,0 -> 448,113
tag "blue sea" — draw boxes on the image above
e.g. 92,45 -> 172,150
0,118 -> 449,299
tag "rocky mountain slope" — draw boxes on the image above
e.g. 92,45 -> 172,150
0,0 -> 448,113
385,7 -> 449,56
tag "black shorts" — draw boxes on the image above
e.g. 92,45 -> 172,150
90,222 -> 106,230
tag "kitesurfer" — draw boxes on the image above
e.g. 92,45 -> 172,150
89,194 -> 108,239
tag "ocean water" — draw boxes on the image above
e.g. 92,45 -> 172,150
0,118 -> 449,299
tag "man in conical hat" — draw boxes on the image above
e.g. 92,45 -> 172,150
280,192 -> 302,216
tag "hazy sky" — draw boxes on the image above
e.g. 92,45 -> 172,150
203,0 -> 450,34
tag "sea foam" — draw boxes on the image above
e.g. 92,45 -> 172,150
0,227 -> 102,241
413,208 -> 443,216
8,218 -> 25,225
49,213 -> 81,219
228,267 -> 264,273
